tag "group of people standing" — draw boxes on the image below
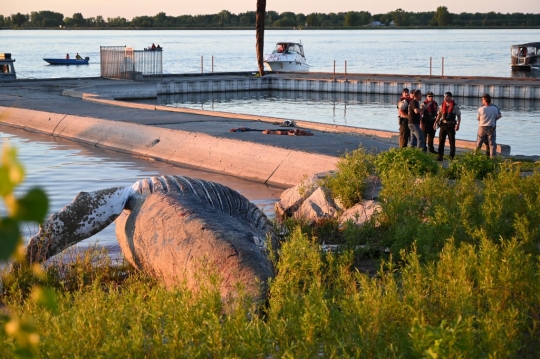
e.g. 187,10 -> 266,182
397,88 -> 502,161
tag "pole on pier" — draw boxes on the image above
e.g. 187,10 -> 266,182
333,60 -> 336,81
430,57 -> 432,77
201,56 -> 204,74
212,55 -> 214,73
442,57 -> 444,78
345,61 -> 347,81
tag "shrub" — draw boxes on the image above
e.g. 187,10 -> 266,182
320,147 -> 375,209
374,147 -> 439,178
445,150 -> 500,180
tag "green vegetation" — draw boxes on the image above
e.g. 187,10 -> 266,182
1,147 -> 540,357
1,144 -> 53,358
321,147 -> 375,209
446,150 -> 501,180
1,7 -> 539,29
374,147 -> 439,178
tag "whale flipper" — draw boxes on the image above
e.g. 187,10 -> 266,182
26,186 -> 134,263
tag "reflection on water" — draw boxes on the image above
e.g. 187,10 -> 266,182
144,90 -> 540,156
0,128 -> 281,252
509,67 -> 540,79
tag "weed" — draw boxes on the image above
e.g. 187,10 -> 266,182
445,150 -> 501,180
374,147 -> 439,178
320,146 -> 375,209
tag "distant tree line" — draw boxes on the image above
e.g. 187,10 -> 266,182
1,7 -> 540,29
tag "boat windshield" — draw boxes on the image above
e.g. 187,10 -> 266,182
512,45 -> 538,58
272,43 -> 305,57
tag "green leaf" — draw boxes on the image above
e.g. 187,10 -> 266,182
14,188 -> 49,223
0,218 -> 20,261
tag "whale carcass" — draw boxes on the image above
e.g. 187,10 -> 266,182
26,176 -> 277,302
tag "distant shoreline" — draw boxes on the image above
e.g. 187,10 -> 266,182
1,26 -> 540,31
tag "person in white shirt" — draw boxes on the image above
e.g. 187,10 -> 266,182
476,93 -> 502,158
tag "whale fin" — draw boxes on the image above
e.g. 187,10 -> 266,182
25,186 -> 134,263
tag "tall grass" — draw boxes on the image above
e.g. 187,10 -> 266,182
1,227 -> 539,358
1,149 -> 540,357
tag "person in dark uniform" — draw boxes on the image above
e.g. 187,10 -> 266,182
397,88 -> 411,148
408,89 -> 428,151
434,92 -> 461,161
421,91 -> 438,153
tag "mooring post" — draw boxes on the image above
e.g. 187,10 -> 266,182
333,60 -> 336,81
201,56 -> 203,74
345,61 -> 347,81
442,57 -> 444,78
430,57 -> 432,77
212,55 -> 214,73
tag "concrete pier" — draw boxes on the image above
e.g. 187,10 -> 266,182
148,72 -> 540,100
63,72 -> 540,101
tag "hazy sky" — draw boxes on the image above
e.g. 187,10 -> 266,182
2,0 -> 538,19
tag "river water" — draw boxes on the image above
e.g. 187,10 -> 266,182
2,29 -> 540,79
0,128 -> 281,252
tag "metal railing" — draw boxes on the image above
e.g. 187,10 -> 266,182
100,46 -> 162,81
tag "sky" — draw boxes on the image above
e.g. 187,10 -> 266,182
1,0 -> 539,19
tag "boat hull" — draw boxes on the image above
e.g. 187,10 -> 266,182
43,58 -> 89,65
264,60 -> 309,72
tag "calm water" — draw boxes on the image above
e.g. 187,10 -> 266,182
140,91 -> 539,156
2,29 -> 540,79
0,128 -> 281,250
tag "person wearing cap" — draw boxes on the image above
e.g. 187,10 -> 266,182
421,91 -> 438,153
476,93 -> 502,157
408,89 -> 428,151
397,88 -> 411,147
434,92 -> 461,161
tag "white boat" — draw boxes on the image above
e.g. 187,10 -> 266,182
264,42 -> 309,72
0,53 -> 16,81
511,42 -> 540,71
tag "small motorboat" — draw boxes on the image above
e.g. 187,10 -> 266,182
43,57 -> 90,65
0,53 -> 16,80
511,42 -> 540,70
264,42 -> 309,72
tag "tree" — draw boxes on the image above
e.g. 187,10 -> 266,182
432,6 -> 453,26
344,11 -> 360,27
306,13 -> 319,26
390,8 -> 409,26
256,0 -> 266,76
11,12 -> 28,27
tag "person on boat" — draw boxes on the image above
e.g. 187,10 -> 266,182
65,53 -> 70,59
408,89 -> 428,152
151,43 -> 156,50
277,44 -> 285,53
434,92 -> 462,161
75,53 -> 82,60
476,93 -> 502,158
156,44 -> 161,50
421,91 -> 438,153
397,88 -> 411,148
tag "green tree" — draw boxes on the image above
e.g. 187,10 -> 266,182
344,11 -> 360,26
390,8 -> 409,26
432,6 -> 453,26
306,13 -> 319,26
10,13 -> 28,27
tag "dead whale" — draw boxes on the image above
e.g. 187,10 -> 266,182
26,176 -> 277,301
